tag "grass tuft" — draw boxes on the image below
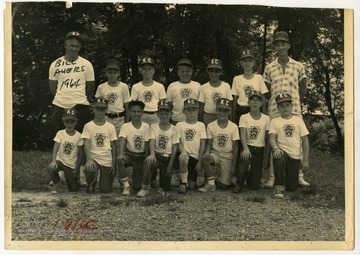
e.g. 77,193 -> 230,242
141,193 -> 182,206
17,197 -> 32,203
245,195 -> 266,203
56,198 -> 68,208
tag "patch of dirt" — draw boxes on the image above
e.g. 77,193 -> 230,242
10,186 -> 345,242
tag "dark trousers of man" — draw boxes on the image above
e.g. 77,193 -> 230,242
236,145 -> 264,190
273,152 -> 301,192
52,104 -> 93,133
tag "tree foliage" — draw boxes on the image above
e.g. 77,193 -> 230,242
11,2 -> 344,152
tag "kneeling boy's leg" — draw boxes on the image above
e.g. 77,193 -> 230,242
187,156 -> 199,190
273,153 -> 287,192
57,161 -> 79,192
98,164 -> 114,193
198,153 -> 217,192
157,156 -> 171,191
249,147 -> 264,190
131,154 -> 146,192
218,156 -> 233,188
48,164 -> 61,184
285,158 -> 301,192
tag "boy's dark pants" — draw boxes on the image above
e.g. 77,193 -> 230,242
84,161 -> 114,193
48,160 -> 79,192
273,152 -> 301,192
236,145 -> 264,189
144,154 -> 172,191
121,150 -> 146,191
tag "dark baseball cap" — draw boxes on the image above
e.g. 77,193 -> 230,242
105,59 -> 120,70
248,90 -> 263,100
128,100 -> 145,110
275,93 -> 292,104
91,97 -> 108,107
158,99 -> 173,111
139,57 -> 156,66
216,98 -> 232,110
66,31 -> 83,43
177,58 -> 193,67
273,31 -> 289,43
62,108 -> 78,121
240,49 -> 255,60
207,58 -> 222,70
183,98 -> 199,109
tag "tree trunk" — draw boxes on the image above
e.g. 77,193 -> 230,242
261,17 -> 268,74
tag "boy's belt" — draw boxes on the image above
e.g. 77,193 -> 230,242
143,111 -> 156,114
106,111 -> 125,118
156,153 -> 171,158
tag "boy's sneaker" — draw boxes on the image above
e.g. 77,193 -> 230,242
264,179 -> 274,189
274,190 -> 284,199
122,186 -> 131,196
49,181 -> 54,186
299,177 -> 310,187
233,184 -> 242,194
198,183 -> 216,193
50,182 -> 61,194
177,184 -> 187,194
137,188 -> 150,197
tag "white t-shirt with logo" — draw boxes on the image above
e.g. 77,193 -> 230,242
119,122 -> 150,153
207,120 -> 240,157
269,116 -> 309,159
49,56 -> 95,108
166,81 -> 201,122
231,74 -> 268,106
81,121 -> 117,167
149,123 -> 180,155
176,121 -> 207,160
54,129 -> 84,169
239,113 -> 270,148
130,81 -> 166,112
95,82 -> 131,113
198,82 -> 232,113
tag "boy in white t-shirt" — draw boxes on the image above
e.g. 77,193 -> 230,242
233,91 -> 270,193
95,59 -> 130,136
48,108 -> 83,193
269,93 -> 310,199
130,57 -> 166,125
81,97 -> 118,193
176,98 -> 207,193
231,50 -> 268,125
166,58 -> 201,125
199,58 -> 232,126
137,100 -> 180,197
117,100 -> 150,196
199,98 -> 240,192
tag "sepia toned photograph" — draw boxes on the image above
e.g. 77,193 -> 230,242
4,0 -> 354,251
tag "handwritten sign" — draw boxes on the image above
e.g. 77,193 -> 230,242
51,217 -> 97,234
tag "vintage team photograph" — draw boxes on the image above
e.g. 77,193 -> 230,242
6,1 -> 351,250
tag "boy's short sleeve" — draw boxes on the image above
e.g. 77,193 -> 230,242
77,138 -> 84,146
224,83 -> 233,100
269,119 -> 276,134
232,123 -> 240,141
85,60 -> 95,82
81,124 -> 91,139
298,118 -> 309,137
122,83 -> 131,103
109,124 -> 118,141
265,115 -> 271,131
172,126 -> 180,144
144,124 -> 151,142
130,84 -> 138,101
95,84 -> 103,98
198,86 -> 206,103
149,125 -> 156,140
231,77 -> 239,96
259,75 -> 269,94
166,83 -> 174,102
206,124 -> 213,139
239,115 -> 246,128
159,84 -> 166,100
200,123 -> 207,139
53,131 -> 62,143
118,123 -> 128,138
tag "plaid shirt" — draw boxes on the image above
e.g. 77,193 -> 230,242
263,57 -> 307,118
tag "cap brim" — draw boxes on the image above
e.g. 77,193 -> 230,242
207,65 -> 222,69
276,99 -> 292,104
216,106 -> 232,110
105,66 -> 120,70
62,116 -> 78,120
92,103 -> 107,107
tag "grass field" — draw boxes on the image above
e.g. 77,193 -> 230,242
11,148 -> 345,208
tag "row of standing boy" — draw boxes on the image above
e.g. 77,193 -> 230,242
48,52 -> 309,199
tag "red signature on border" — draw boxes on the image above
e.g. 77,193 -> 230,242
51,217 -> 97,234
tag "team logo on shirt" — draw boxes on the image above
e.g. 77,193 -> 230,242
185,129 -> 196,141
133,135 -> 143,150
243,85 -> 254,98
249,126 -> 260,139
157,135 -> 169,150
107,92 -> 118,105
180,88 -> 192,98
211,92 -> 222,103
95,133 -> 106,147
217,134 -> 228,148
143,91 -> 154,102
63,141 -> 75,155
283,124 -> 295,137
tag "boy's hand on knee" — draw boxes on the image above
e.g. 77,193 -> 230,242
273,148 -> 283,159
301,160 -> 309,173
195,162 -> 202,173
202,151 -> 210,161
85,159 -> 96,172
48,161 -> 57,171
144,155 -> 156,165
241,149 -> 251,160
110,166 -> 117,177
117,155 -> 126,165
